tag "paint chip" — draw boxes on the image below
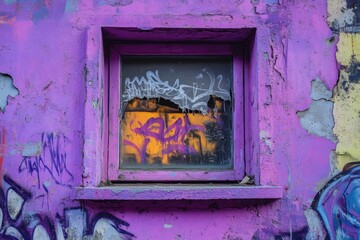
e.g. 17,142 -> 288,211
0,73 -> 19,112
327,0 -> 356,29
297,78 -> 336,142
164,224 -> 173,229
21,143 -> 41,157
304,209 -> 326,239
310,78 -> 332,101
297,100 -> 336,142
260,130 -> 273,148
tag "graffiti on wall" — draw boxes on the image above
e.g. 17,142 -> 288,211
18,133 -> 74,190
253,163 -> 360,240
252,163 -> 360,240
0,175 -> 135,240
312,163 -> 360,240
121,98 -> 232,168
120,57 -> 233,169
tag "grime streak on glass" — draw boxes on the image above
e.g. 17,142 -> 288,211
120,56 -> 233,169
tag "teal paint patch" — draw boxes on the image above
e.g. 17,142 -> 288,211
13,0 -> 49,23
65,0 -> 78,12
3,0 -> 16,5
31,1 -> 48,23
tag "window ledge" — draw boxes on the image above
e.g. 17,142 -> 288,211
75,184 -> 283,201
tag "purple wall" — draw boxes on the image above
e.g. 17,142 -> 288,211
0,0 -> 340,239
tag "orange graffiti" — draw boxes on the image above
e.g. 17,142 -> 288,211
120,98 -> 231,168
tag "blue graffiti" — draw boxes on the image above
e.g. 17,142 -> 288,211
313,163 -> 360,240
18,132 -> 74,189
0,175 -> 135,240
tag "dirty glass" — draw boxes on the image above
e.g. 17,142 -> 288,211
120,56 -> 233,169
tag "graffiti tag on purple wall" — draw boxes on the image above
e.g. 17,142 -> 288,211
312,163 -> 360,240
0,175 -> 135,240
18,133 -> 73,190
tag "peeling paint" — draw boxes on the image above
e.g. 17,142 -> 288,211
260,130 -> 272,149
328,0 -> 355,29
21,143 -> 41,157
336,33 -> 360,66
0,0 -> 346,239
304,209 -> 326,240
297,79 -> 336,142
164,224 -> 173,229
0,73 -> 19,112
329,150 -> 340,177
333,32 -> 360,170
310,78 -> 332,101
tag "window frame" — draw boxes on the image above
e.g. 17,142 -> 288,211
77,27 -> 285,200
107,43 -> 245,182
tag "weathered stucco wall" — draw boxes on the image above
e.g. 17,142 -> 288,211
0,0 -> 356,239
311,1 -> 360,239
333,32 -> 360,170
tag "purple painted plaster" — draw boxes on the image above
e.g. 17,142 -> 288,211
0,0 -> 338,239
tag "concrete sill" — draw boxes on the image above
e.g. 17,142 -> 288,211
75,184 -> 283,201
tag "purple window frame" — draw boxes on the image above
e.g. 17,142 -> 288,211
107,43 -> 245,182
77,28 -> 286,200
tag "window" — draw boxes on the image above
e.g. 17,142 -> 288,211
108,43 -> 244,181
77,28 -> 284,200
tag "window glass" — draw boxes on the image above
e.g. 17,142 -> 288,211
120,56 -> 233,169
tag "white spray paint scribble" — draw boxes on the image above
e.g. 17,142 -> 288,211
123,69 -> 231,114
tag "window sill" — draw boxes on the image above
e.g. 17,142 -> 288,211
75,184 -> 283,201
